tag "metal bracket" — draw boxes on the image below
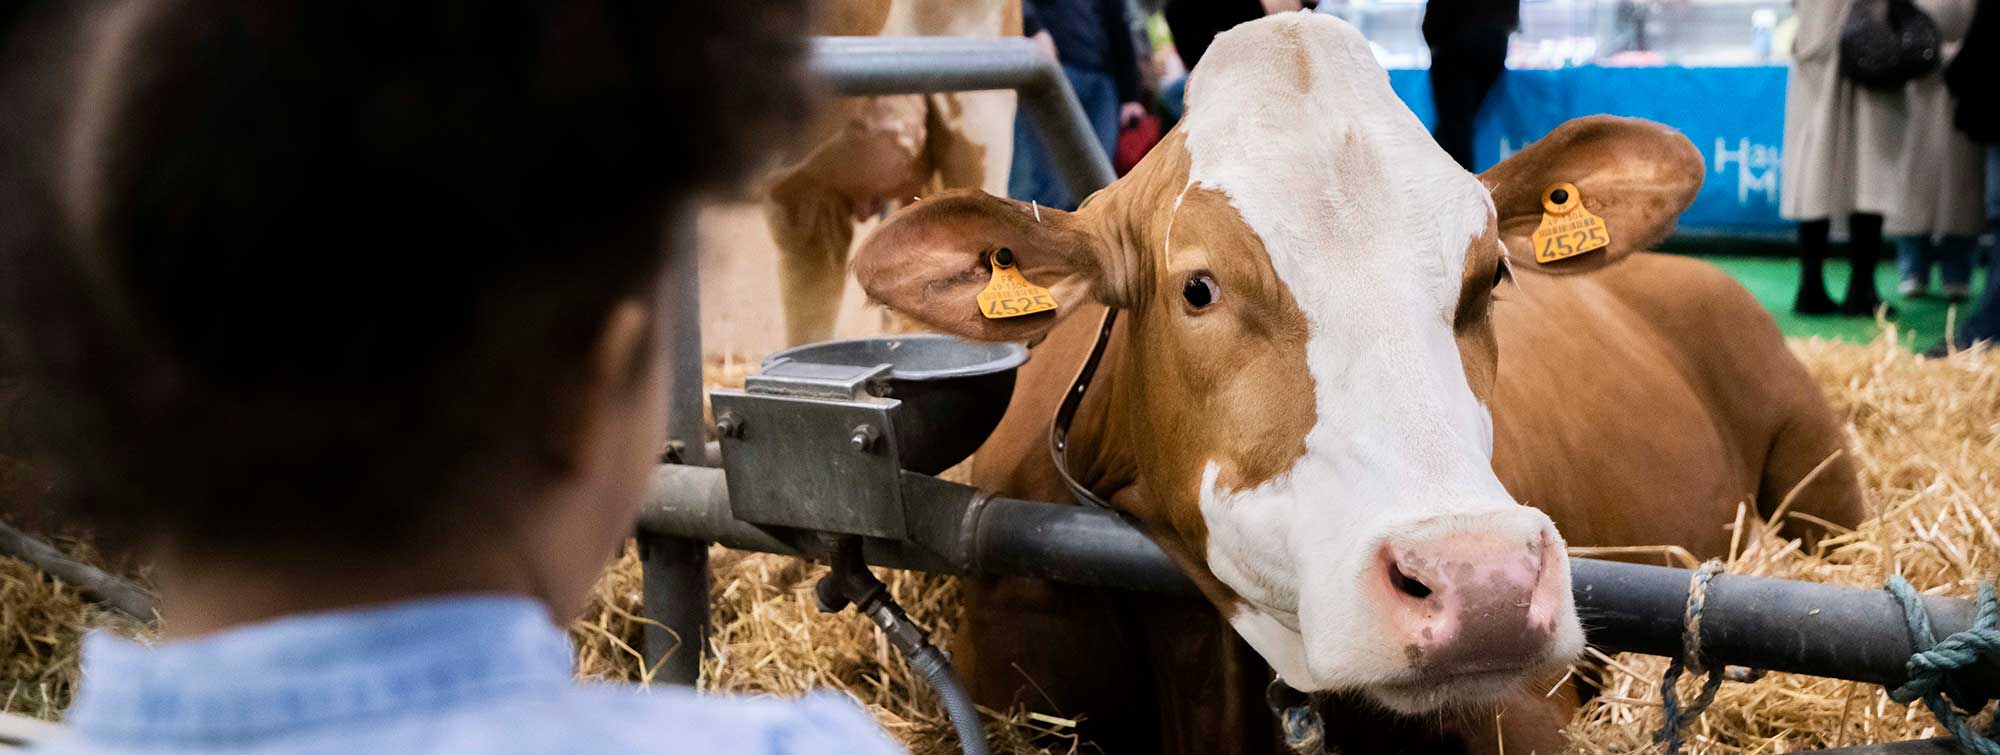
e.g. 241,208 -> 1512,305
713,362 -> 909,540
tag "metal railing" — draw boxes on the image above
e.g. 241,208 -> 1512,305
638,464 -> 2000,699
641,36 -> 1117,683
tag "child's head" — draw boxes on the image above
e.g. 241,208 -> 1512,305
1,0 -> 808,618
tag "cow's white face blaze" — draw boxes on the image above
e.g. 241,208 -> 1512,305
1173,13 -> 1579,711
853,11 -> 1703,716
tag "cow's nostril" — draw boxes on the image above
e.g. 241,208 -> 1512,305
1388,561 -> 1433,599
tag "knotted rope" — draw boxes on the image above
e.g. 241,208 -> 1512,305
1885,574 -> 2000,755
1656,565 -> 2000,755
1656,559 -> 1728,755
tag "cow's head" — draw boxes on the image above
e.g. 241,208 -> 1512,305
853,13 -> 1701,712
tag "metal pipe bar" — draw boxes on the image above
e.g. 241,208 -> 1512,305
1575,556 -> 1997,696
639,464 -> 1999,695
641,465 -> 1186,593
641,208 -> 712,686
808,37 -> 1117,203
0,521 -> 154,621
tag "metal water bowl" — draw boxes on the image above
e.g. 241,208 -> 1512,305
762,335 -> 1028,475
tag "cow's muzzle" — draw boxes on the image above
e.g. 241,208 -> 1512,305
1374,521 -> 1571,680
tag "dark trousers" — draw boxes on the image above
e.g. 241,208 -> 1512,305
1426,28 -> 1509,171
1957,146 -> 2000,347
1162,0 -> 1264,69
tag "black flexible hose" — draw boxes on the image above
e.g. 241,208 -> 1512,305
858,596 -> 991,755
815,535 -> 990,755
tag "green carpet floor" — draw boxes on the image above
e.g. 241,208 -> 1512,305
1694,255 -> 1986,349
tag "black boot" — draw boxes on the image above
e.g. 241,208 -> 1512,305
1794,220 -> 1840,314
1839,213 -> 1895,318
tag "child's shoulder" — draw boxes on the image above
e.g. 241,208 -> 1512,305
538,686 -> 907,755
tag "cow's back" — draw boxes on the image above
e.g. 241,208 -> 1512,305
1490,252 -> 1863,556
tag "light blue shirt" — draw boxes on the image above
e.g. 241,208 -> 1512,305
37,595 -> 904,755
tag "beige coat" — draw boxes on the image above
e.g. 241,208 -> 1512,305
1782,0 -> 1985,236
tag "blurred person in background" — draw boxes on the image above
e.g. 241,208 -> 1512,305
1423,0 -> 1520,170
1010,0 -> 1148,209
1610,0 -> 1657,54
1782,0 -> 1877,317
1154,0 -> 1294,123
1942,147 -> 2000,351
1780,0 -> 1975,317
1161,0 -> 1265,70
0,1 -> 903,753
1890,0 -> 1987,303
1938,0 -> 1999,351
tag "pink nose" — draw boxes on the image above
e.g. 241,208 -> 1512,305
1377,528 -> 1565,676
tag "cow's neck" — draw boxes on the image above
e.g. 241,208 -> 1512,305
1058,306 -> 1142,509
1054,305 -> 1241,593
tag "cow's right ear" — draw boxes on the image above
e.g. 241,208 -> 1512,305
852,189 -> 1108,343
1479,115 -> 1703,275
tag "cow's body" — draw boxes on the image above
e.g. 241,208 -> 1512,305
766,0 -> 1018,346
850,14 -> 1863,754
962,252 -> 1860,753
1487,253 -> 1861,559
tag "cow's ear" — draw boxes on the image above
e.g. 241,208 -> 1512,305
1479,116 -> 1703,275
853,189 -> 1110,343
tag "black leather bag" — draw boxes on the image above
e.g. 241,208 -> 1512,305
1839,0 -> 1944,89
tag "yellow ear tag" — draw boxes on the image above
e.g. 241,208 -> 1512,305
1530,182 -> 1611,264
975,248 -> 1059,320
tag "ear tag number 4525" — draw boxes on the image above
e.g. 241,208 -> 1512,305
976,247 -> 1059,320
1530,182 -> 1611,264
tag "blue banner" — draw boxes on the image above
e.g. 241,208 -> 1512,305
1387,66 -> 1788,234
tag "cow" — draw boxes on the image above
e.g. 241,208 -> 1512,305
766,0 -> 1019,347
850,13 -> 1864,755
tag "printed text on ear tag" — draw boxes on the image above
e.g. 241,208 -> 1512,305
976,247 -> 1059,319
1530,182 -> 1611,264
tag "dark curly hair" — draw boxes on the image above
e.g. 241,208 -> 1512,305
0,0 -> 809,556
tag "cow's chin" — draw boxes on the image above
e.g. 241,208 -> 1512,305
1359,659 -> 1570,715
1229,604 -> 1585,717
1355,615 -> 1586,715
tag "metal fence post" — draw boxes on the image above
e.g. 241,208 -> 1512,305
640,208 -> 711,686
638,530 -> 707,684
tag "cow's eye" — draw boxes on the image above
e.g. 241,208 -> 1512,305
1182,273 -> 1219,310
1490,258 -> 1512,292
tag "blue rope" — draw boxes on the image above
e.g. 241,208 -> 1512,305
1656,560 -> 1727,755
1885,575 -> 2000,755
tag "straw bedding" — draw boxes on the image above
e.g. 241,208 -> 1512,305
1560,331 -> 2000,754
4,332 -> 1996,755
0,537 -> 141,720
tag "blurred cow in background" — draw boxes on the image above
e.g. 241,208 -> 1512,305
766,0 -> 1020,346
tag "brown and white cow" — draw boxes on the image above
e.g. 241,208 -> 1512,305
765,0 -> 1018,346
852,13 -> 1863,754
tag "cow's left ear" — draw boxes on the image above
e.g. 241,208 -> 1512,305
852,189 -> 1122,343
1479,115 -> 1703,274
